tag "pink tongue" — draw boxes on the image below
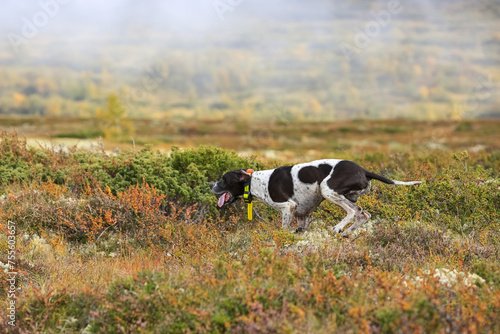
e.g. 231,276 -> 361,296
218,193 -> 229,207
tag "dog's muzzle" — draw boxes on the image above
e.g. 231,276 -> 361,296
210,182 -> 236,207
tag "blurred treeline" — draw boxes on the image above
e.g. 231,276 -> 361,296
0,0 -> 499,120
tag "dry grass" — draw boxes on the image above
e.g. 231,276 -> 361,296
1,117 -> 499,161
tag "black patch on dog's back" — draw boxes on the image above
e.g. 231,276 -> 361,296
327,161 -> 369,202
298,164 -> 333,184
269,166 -> 294,202
318,164 -> 333,178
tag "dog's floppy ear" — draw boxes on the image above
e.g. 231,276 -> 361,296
237,169 -> 252,182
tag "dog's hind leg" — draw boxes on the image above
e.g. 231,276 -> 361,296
341,210 -> 371,237
329,197 -> 360,234
320,183 -> 365,234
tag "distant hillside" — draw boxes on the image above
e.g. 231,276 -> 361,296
0,0 -> 499,120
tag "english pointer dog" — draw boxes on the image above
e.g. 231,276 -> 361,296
210,160 -> 421,236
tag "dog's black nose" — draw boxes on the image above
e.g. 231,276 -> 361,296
209,183 -> 215,190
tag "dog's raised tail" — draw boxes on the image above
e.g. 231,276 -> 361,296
365,171 -> 422,186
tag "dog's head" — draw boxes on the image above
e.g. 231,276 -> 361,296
209,169 -> 252,207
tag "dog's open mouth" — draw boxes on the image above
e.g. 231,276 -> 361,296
217,192 -> 231,207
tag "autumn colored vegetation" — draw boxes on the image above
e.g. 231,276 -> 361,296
0,121 -> 500,333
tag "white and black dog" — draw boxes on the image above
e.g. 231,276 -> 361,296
210,159 -> 422,236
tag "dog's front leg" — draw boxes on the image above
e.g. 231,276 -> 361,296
296,215 -> 312,233
278,200 -> 297,230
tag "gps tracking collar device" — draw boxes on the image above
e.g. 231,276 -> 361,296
243,168 -> 254,220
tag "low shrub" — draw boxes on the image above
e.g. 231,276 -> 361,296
54,129 -> 103,139
0,132 -> 259,206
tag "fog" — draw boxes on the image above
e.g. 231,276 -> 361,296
0,0 -> 465,58
0,0 -> 498,119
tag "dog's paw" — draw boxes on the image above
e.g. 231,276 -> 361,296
295,227 -> 306,233
330,226 -> 342,234
340,232 -> 351,239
